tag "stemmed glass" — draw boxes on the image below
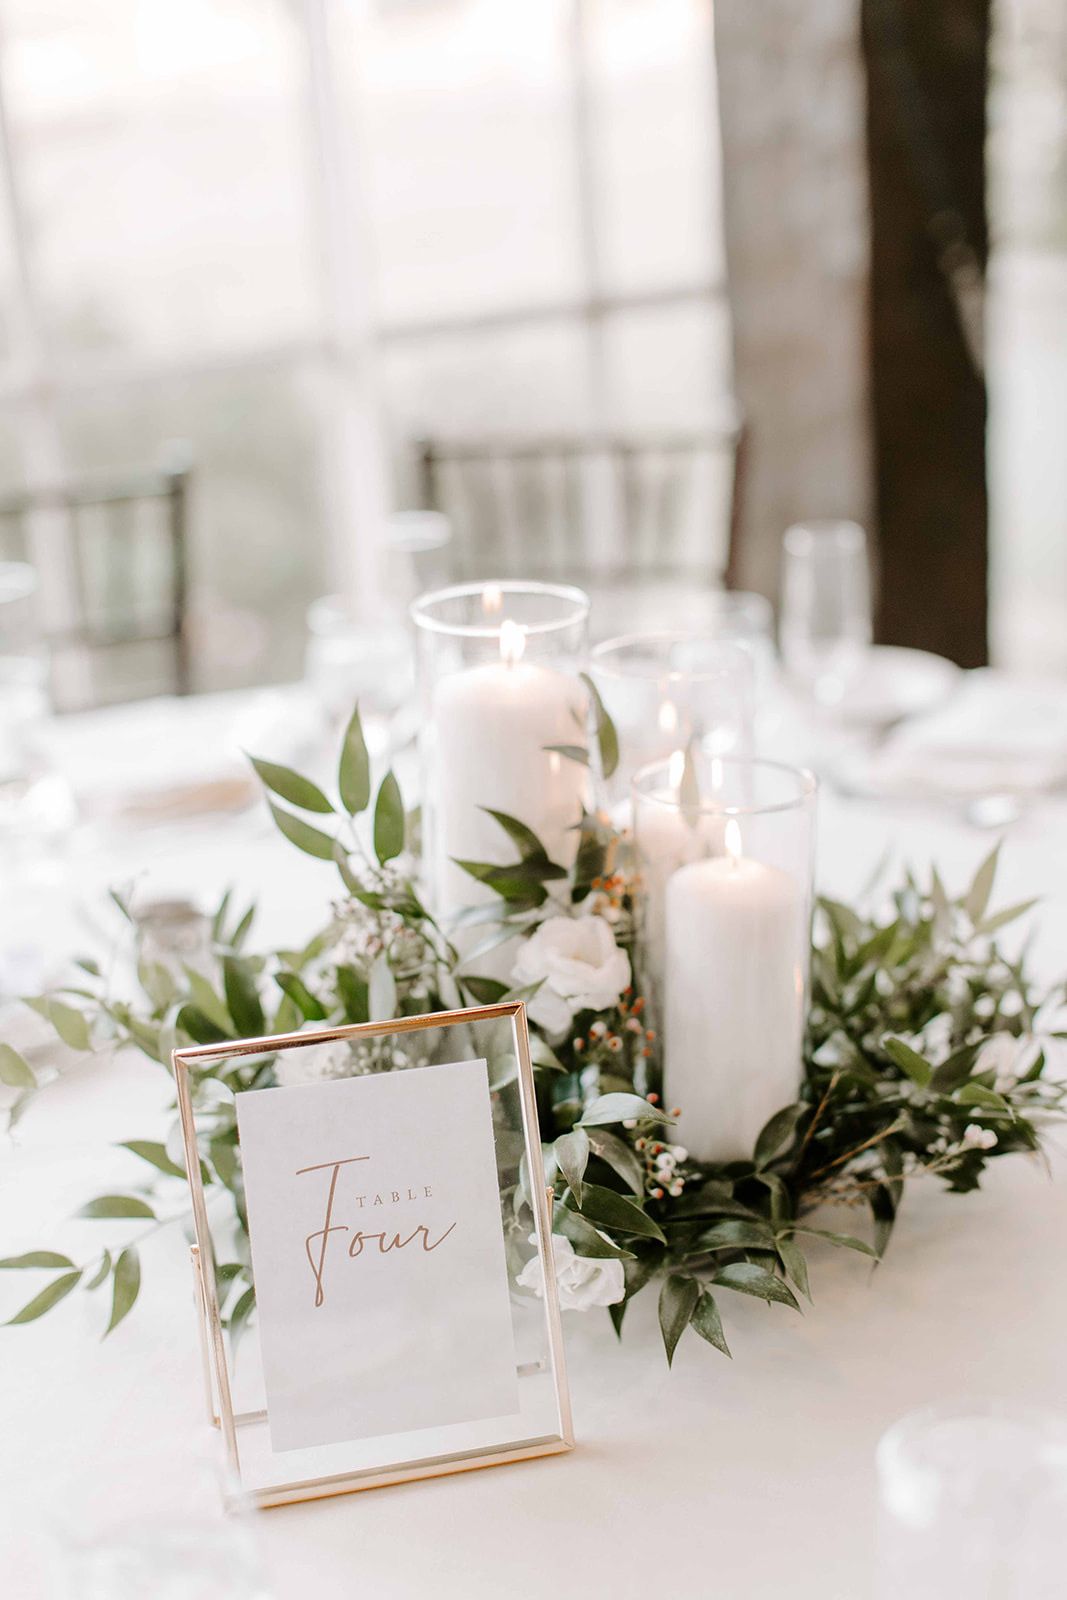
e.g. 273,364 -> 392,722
779,521 -> 872,709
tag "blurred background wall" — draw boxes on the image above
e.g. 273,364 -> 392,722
0,0 -> 1062,691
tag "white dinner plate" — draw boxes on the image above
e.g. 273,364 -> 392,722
836,645 -> 961,730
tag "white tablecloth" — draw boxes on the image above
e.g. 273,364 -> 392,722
3,690 -> 1067,1599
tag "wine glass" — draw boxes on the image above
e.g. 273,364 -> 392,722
779,521 -> 872,709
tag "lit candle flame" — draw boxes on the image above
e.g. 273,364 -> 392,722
658,699 -> 679,736
668,748 -> 686,793
482,584 -> 503,615
725,817 -> 743,866
500,618 -> 526,666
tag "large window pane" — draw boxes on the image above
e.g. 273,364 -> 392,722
589,0 -> 724,296
346,0 -> 584,324
57,363 -> 328,689
2,0 -> 318,362
384,316 -> 593,450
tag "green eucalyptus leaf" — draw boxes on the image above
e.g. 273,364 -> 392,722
580,671 -> 619,779
176,1005 -> 230,1046
690,1290 -> 731,1357
338,705 -> 372,815
482,808 -> 554,865
695,1218 -> 775,1252
788,1226 -> 877,1257
977,898 -> 1038,936
267,800 -> 337,862
136,959 -> 176,1011
578,1092 -> 675,1129
0,1043 -> 35,1088
543,743 -> 590,766
929,1042 -> 980,1093
7,1270 -> 81,1324
181,968 -> 232,1034
754,1103 -> 804,1168
712,1261 -> 800,1310
78,1195 -> 155,1220
42,999 -> 91,1052
585,1127 -> 645,1195
570,1182 -> 666,1243
228,1285 -> 256,1355
554,1207 -> 634,1260
105,1247 -> 141,1337
0,1251 -> 74,1270
119,1140 -> 186,1180
373,771 -> 405,864
553,1128 -> 590,1205
956,1082 -> 1013,1115
528,1034 -> 565,1073
964,842 -> 1001,926
658,1273 -> 700,1367
335,965 -> 369,1024
231,904 -> 256,950
211,889 -> 232,943
462,976 -> 509,1005
222,956 -> 265,1038
679,743 -> 701,815
368,953 -> 397,1022
882,1035 -> 933,1087
85,1251 -> 112,1291
776,1235 -> 812,1301
868,1183 -> 896,1258
249,755 -> 333,815
274,972 -> 327,1023
210,1134 -> 239,1189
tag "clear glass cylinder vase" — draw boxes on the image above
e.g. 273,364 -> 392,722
589,630 -> 756,809
411,581 -> 591,936
632,753 -> 817,1164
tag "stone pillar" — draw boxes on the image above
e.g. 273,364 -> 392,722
714,0 -> 872,607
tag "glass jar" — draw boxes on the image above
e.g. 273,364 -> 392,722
411,580 -> 591,930
632,752 -> 816,1164
589,630 -> 755,809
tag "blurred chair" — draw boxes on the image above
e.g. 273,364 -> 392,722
414,422 -> 747,625
0,452 -> 192,712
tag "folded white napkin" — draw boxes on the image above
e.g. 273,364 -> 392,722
838,671 -> 1067,801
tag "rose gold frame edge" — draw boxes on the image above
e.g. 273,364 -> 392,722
173,1000 -> 575,1509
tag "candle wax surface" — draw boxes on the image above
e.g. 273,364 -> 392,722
664,852 -> 805,1164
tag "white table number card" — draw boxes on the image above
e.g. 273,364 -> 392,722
235,1058 -> 519,1453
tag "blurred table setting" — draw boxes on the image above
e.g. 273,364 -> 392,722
4,514 -> 1067,1600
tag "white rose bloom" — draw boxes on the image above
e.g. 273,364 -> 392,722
511,914 -> 631,1036
516,1233 -> 625,1311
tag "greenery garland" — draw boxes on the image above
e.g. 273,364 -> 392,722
2,708 -> 1064,1366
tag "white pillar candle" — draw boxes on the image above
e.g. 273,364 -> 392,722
663,820 -> 804,1162
431,620 -> 589,925
632,752 -> 723,991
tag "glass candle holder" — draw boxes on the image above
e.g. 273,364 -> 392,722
590,631 -> 756,808
411,581 -> 591,932
632,752 -> 816,1164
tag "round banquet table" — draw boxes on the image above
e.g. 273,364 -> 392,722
2,687 -> 1067,1599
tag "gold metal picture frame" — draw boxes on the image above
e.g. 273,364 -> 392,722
174,1001 -> 574,1508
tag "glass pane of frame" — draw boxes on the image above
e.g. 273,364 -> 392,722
174,1001 -> 573,1508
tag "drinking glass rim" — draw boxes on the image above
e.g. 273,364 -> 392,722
632,754 -> 817,818
411,580 -> 590,639
591,630 -> 756,685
